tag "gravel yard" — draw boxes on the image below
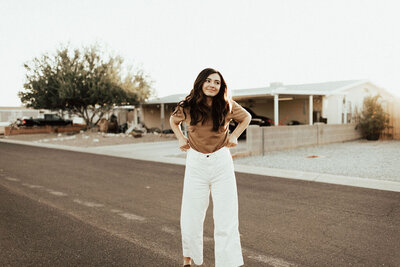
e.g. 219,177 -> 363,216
233,140 -> 400,182
2,131 -> 175,147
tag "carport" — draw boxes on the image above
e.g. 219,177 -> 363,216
142,80 -> 376,132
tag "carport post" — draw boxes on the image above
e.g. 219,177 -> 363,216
133,109 -> 138,126
274,94 -> 279,126
160,103 -> 164,131
309,95 -> 313,125
343,96 -> 347,124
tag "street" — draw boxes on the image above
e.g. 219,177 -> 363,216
1,142 -> 399,266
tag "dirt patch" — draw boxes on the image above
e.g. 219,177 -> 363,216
2,131 -> 176,147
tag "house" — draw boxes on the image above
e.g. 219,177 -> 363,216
0,107 -> 42,134
141,79 -> 396,133
0,106 -> 41,123
141,94 -> 186,132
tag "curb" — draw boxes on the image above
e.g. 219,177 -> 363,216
234,164 -> 400,193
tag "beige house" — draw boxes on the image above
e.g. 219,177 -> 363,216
141,94 -> 186,131
141,80 -> 396,133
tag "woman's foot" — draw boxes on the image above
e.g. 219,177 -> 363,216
183,256 -> 192,266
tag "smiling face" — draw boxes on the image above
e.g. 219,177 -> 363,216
202,73 -> 221,98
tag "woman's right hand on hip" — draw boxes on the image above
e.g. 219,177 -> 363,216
178,137 -> 190,152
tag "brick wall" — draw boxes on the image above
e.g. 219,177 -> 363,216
4,125 -> 84,136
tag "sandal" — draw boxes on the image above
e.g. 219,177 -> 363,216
183,256 -> 191,266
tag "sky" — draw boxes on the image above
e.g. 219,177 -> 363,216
1,0 -> 400,107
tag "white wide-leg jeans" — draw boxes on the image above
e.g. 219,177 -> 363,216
181,147 -> 244,267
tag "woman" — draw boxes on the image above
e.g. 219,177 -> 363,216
170,68 -> 251,267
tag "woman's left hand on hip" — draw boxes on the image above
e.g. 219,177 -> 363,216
226,135 -> 238,147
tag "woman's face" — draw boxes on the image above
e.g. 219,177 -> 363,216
202,73 -> 221,97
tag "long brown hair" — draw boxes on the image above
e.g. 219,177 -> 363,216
177,68 -> 231,131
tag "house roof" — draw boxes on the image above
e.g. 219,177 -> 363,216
146,93 -> 187,104
275,80 -> 366,95
145,79 -> 369,104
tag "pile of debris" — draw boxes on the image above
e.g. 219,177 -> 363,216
97,115 -> 145,138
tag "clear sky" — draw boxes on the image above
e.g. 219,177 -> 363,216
1,0 -> 399,107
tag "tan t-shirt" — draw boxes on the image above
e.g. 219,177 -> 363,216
170,100 -> 250,154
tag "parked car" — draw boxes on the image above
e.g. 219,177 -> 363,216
229,107 -> 272,139
19,114 -> 73,127
287,120 -> 301,126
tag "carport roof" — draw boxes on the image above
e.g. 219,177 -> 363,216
146,79 -> 367,104
273,79 -> 366,95
146,94 -> 186,104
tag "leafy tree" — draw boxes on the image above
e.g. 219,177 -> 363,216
357,95 -> 390,140
19,45 -> 153,127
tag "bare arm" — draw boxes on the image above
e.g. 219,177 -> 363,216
226,114 -> 252,147
169,116 -> 190,151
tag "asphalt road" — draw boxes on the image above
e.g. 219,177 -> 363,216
0,142 -> 399,266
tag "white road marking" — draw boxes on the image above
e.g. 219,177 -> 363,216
22,183 -> 44,189
161,226 -> 177,234
73,199 -> 104,208
145,186 -> 151,189
46,190 -> 68,196
119,212 -> 146,222
247,254 -> 297,267
5,177 -> 20,182
110,209 -> 123,213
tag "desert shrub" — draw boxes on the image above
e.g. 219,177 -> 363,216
357,95 -> 390,140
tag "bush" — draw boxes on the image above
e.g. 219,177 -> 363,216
357,95 -> 390,140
